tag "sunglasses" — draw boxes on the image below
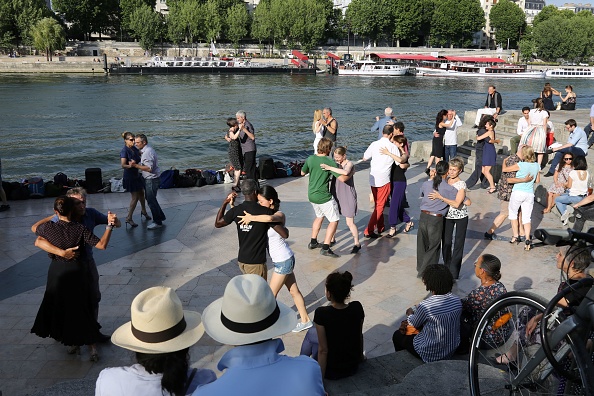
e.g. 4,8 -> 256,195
563,157 -> 573,161
127,138 -> 134,141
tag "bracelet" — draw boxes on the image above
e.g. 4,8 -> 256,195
106,224 -> 115,230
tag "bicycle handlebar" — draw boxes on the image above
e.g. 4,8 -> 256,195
534,227 -> 594,246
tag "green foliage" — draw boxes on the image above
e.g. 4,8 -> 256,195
287,0 -> 330,51
128,4 -> 162,51
489,0 -> 526,48
202,0 -> 222,43
120,0 -> 153,32
389,0 -> 434,46
30,17 -> 65,60
52,0 -> 118,39
518,37 -> 536,61
532,5 -> 560,27
345,0 -> 391,45
431,0 -> 484,47
226,3 -> 249,49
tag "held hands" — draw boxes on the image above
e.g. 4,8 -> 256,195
107,211 -> 117,226
62,246 -> 79,260
224,192 -> 237,205
237,211 -> 253,225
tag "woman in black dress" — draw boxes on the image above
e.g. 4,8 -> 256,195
31,196 -> 116,361
425,109 -> 453,175
225,117 -> 243,192
120,131 -> 150,228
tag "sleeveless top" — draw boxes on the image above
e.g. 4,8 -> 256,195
267,219 -> 293,263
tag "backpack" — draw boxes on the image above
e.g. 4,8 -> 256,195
289,161 -> 304,176
258,156 -> 276,179
203,170 -> 218,185
54,172 -> 68,187
44,181 -> 63,197
10,182 -> 29,200
160,169 -> 178,189
274,161 -> 287,178
176,174 -> 197,188
27,177 -> 45,198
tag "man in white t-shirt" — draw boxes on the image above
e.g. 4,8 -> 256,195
443,110 -> 461,162
362,125 -> 399,238
511,107 -> 531,155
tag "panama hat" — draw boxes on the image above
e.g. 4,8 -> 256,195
201,274 -> 297,345
111,286 -> 204,354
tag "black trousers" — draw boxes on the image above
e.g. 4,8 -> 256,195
417,212 -> 444,276
442,217 -> 469,279
392,331 -> 421,359
243,150 -> 257,181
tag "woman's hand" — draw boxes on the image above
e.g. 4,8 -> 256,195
524,174 -> 534,182
525,314 -> 542,337
379,147 -> 390,155
237,211 -> 253,225
320,163 -> 329,170
428,191 -> 442,201
62,246 -> 79,260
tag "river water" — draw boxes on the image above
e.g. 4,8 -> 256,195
1,73 -> 593,181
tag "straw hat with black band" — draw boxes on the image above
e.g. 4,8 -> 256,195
111,286 -> 205,354
201,274 -> 297,345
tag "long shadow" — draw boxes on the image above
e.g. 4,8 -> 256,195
0,202 -> 198,301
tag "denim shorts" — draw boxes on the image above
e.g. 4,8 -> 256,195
274,255 -> 295,275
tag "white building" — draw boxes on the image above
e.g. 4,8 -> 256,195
557,2 -> 594,12
333,0 -> 352,14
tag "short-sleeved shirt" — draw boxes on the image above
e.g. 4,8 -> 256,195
497,155 -> 520,201
568,127 -> 589,154
363,137 -> 399,187
314,301 -> 365,378
223,201 -> 274,264
512,162 -> 540,193
36,220 -> 100,262
446,180 -> 467,219
408,293 -> 462,363
239,120 -> 256,153
444,115 -> 461,146
462,282 -> 508,344
419,179 -> 458,215
52,208 -> 107,259
302,155 -> 339,204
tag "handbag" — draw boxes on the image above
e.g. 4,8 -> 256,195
398,319 -> 419,336
110,177 -> 125,193
546,131 -> 555,147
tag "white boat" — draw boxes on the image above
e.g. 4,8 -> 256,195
338,60 -> 409,76
545,68 -> 594,78
419,63 -> 544,78
147,56 -> 252,68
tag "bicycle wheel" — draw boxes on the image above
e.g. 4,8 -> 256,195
468,291 -> 591,395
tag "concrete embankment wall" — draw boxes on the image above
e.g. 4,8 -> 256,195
0,60 -> 107,73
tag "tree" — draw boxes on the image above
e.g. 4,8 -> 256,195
202,0 -> 222,43
30,17 -> 65,61
517,37 -> 536,61
489,0 -> 526,48
430,0 -> 484,47
128,4 -> 162,52
532,5 -> 560,27
389,0 -> 434,46
345,0 -> 391,46
285,0 -> 329,52
120,0 -> 153,33
52,0 -> 118,40
226,3 -> 249,50
533,16 -> 572,61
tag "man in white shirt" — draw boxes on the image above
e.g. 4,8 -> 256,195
362,125 -> 399,238
443,110 -> 461,162
511,106 -> 531,155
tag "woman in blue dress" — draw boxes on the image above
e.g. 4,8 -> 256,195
120,132 -> 150,228
477,119 -> 498,193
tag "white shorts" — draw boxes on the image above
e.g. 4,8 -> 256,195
311,198 -> 340,222
508,191 -> 534,223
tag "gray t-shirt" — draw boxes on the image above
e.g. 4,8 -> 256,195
419,179 -> 458,215
239,120 -> 256,153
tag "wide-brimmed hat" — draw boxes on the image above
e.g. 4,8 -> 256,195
202,274 -> 296,345
111,286 -> 204,354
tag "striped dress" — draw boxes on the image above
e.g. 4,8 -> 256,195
408,293 -> 462,362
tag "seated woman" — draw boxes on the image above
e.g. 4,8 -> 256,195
95,286 -> 216,395
555,155 -> 589,221
392,264 -> 462,362
460,254 -> 509,351
495,246 -> 592,366
559,85 -> 576,110
304,271 -> 365,380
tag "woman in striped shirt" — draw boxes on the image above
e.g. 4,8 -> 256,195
392,264 -> 462,362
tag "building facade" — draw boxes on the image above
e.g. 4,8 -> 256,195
558,2 -> 594,12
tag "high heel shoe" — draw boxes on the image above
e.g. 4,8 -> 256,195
509,236 -> 520,244
141,212 -> 152,221
524,239 -> 532,251
125,219 -> 138,228
404,221 -> 414,233
385,227 -> 397,238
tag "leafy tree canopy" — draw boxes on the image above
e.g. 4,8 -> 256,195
30,17 -> 65,60
489,0 -> 526,48
431,0 -> 484,47
345,0 -> 391,46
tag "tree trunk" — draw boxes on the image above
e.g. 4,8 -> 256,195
45,47 -> 49,62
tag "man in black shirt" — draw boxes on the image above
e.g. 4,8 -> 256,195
215,179 -> 287,280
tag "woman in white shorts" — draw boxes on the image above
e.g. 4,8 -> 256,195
238,185 -> 312,333
502,145 -> 540,250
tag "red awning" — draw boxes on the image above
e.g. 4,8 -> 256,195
370,53 -> 439,61
444,56 -> 505,63
292,50 -> 308,61
327,52 -> 340,60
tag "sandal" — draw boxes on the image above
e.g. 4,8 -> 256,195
404,221 -> 414,233
509,236 -> 520,245
487,187 -> 497,194
524,239 -> 532,251
385,227 -> 397,238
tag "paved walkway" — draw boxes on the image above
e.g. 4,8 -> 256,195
0,159 -> 570,395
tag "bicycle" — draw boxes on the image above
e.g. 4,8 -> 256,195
468,227 -> 594,395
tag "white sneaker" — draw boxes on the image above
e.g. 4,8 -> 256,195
147,222 -> 163,230
292,320 -> 313,333
560,206 -> 574,224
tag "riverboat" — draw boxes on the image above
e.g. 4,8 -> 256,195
338,59 -> 409,76
417,57 -> 544,78
545,67 -> 594,78
107,55 -> 317,75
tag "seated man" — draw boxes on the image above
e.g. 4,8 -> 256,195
560,193 -> 594,231
196,274 -> 325,396
511,107 -> 530,155
473,85 -> 502,127
545,119 -> 588,177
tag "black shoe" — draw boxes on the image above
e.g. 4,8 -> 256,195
484,232 -> 494,240
98,332 -> 111,343
546,149 -> 554,155
350,245 -> 361,254
320,248 -> 340,258
0,204 -> 9,212
307,241 -> 320,249
472,125 -> 478,128
543,172 -> 554,177
364,232 -> 379,239
424,168 -> 431,176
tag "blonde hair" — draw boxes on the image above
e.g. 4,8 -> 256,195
334,146 -> 347,156
449,157 -> 464,172
312,109 -> 322,132
521,145 -> 536,163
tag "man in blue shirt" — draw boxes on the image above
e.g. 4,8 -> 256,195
31,187 -> 121,342
370,107 -> 395,140
545,119 -> 589,177
197,274 -> 325,396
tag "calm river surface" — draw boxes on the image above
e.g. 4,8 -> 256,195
1,73 -> 593,181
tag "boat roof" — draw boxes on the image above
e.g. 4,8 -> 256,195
371,53 -> 438,61
292,50 -> 308,61
327,52 -> 340,60
445,56 -> 505,63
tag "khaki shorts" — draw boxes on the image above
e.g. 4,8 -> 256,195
311,198 -> 340,222
238,262 -> 267,280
